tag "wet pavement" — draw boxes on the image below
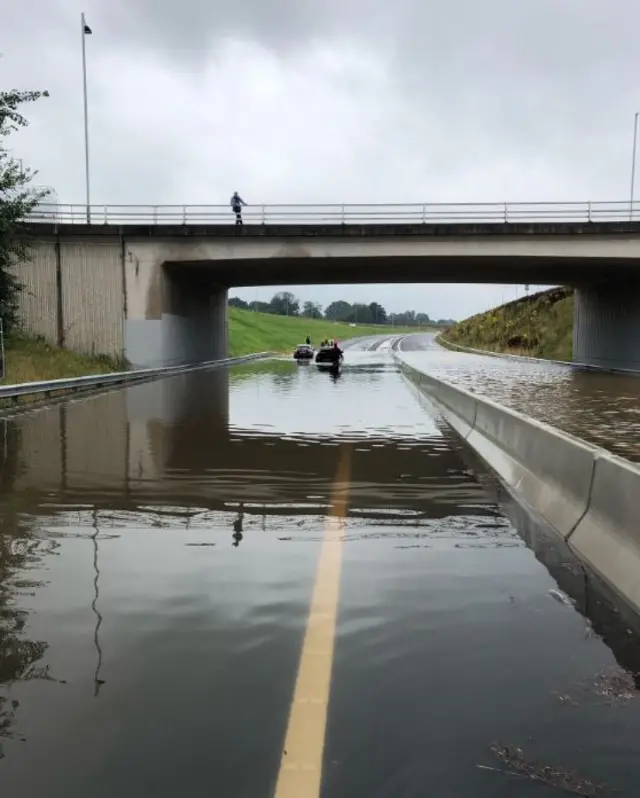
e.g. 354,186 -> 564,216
0,347 -> 640,796
397,333 -> 640,462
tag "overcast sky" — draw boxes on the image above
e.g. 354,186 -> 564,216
4,0 -> 639,318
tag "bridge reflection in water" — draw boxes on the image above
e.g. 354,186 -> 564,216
7,364 -> 488,523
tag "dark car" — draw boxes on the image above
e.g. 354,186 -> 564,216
315,344 -> 343,370
293,344 -> 314,360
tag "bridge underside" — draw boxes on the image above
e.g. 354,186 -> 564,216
163,255 -> 640,288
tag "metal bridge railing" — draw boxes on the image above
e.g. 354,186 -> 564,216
24,201 -> 640,226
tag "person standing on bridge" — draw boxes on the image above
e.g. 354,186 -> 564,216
230,191 -> 246,226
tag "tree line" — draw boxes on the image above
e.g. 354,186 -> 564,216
229,292 -> 455,327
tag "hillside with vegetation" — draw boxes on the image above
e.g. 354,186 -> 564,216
442,287 -> 574,361
228,306 -> 426,356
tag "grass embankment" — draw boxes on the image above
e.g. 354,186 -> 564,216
3,333 -> 123,385
2,309 -> 427,390
443,287 -> 574,361
228,306 -> 427,356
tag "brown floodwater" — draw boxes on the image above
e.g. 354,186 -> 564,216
0,348 -> 639,797
398,333 -> 640,462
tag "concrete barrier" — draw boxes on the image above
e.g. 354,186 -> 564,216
400,361 -> 477,439
570,453 -> 640,612
396,353 -> 640,615
469,399 -> 595,539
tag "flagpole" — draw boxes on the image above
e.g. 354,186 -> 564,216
81,12 -> 91,224
631,111 -> 639,221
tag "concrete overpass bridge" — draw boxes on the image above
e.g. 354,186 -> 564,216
21,200 -> 640,371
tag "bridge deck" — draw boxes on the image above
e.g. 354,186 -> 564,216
25,219 -> 640,238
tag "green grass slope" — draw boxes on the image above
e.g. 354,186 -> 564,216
443,287 -> 574,361
228,307 -> 426,356
5,333 -> 123,384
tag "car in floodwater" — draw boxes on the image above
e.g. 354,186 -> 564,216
315,344 -> 343,372
293,343 -> 314,360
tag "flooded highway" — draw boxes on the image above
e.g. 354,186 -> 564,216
1,348 -> 640,796
397,333 -> 640,462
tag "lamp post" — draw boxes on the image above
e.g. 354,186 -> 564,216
631,111 -> 639,221
81,13 -> 93,223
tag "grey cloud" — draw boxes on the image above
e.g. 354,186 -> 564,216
3,0 -> 640,318
115,0 -> 393,61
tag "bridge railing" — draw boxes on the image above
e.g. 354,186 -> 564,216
24,201 -> 640,225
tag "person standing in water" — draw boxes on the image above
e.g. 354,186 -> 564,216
230,191 -> 246,225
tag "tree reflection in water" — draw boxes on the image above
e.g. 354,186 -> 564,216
0,419 -> 56,758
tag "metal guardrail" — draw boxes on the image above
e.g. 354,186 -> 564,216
0,352 -> 271,403
25,201 -> 640,226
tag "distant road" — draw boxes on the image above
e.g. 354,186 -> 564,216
341,332 -> 439,353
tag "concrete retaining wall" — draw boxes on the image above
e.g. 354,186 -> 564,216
16,239 -> 123,357
60,241 -> 124,357
397,354 -> 640,615
16,242 -> 59,343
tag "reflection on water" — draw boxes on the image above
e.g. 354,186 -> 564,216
90,509 -> 104,697
0,351 -> 639,795
402,334 -> 640,461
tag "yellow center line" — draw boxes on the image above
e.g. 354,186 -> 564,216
273,445 -> 352,798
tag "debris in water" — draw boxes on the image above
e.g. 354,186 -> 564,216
587,667 -> 635,705
552,691 -> 578,707
548,587 -> 574,607
484,743 -> 609,796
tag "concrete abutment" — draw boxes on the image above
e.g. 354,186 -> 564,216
573,283 -> 640,371
15,237 -> 229,368
124,261 -> 228,368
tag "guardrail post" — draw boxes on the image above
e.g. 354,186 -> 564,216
587,201 -> 592,222
103,205 -> 108,224
341,204 -> 345,224
504,202 -> 508,223
154,206 -> 158,224
182,205 -> 187,224
261,204 -> 266,224
422,204 -> 426,223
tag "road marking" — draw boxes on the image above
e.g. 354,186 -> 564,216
274,446 -> 351,798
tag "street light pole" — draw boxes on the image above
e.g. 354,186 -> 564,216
81,13 -> 92,224
631,111 -> 639,221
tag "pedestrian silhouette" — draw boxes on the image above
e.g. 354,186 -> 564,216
232,503 -> 244,547
230,191 -> 246,226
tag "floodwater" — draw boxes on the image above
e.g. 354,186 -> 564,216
398,333 -> 640,462
1,349 -> 640,797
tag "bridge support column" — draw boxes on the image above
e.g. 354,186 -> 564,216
124,260 -> 228,368
573,283 -> 640,371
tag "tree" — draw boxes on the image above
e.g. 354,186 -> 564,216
324,300 -> 352,321
269,291 -> 300,316
302,301 -> 323,319
0,89 -> 50,331
368,302 -> 387,324
229,296 -> 249,310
